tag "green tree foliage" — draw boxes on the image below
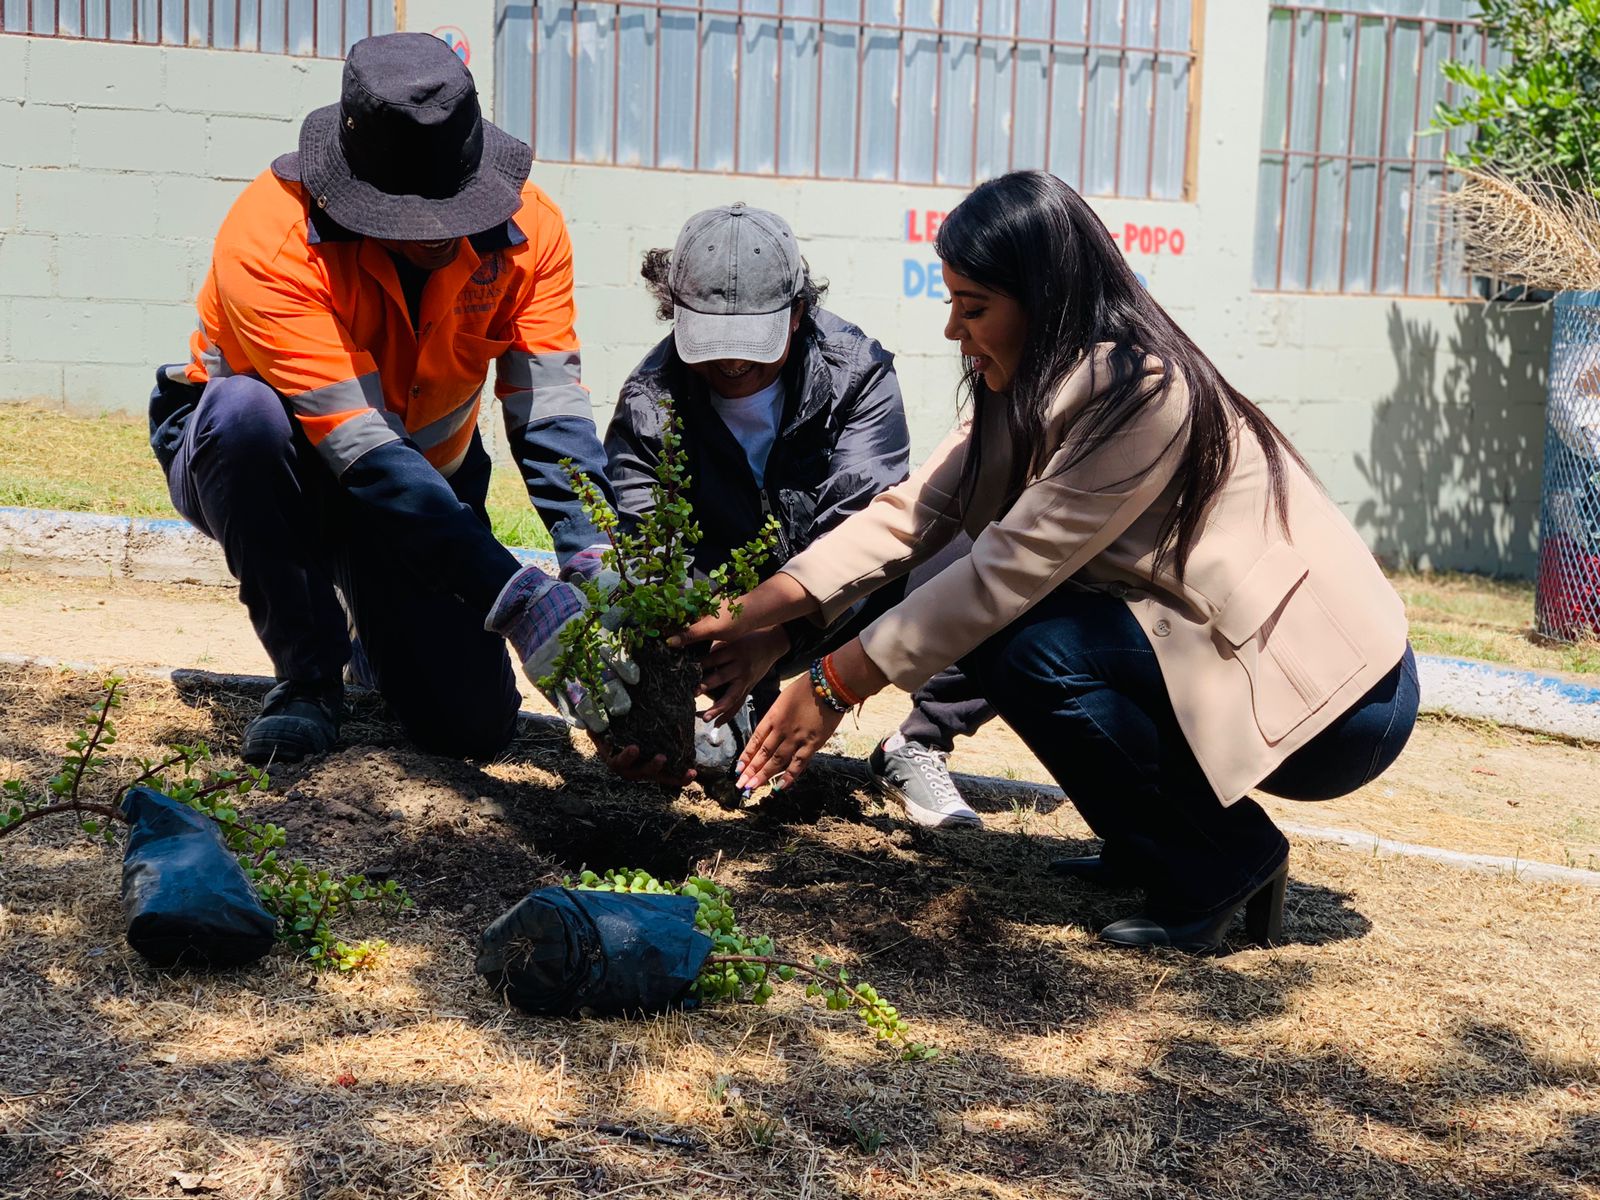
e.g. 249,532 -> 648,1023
544,397 -> 780,715
1434,0 -> 1600,191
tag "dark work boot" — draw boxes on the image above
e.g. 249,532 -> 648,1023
241,680 -> 343,766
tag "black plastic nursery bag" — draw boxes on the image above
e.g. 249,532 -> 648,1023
120,786 -> 278,969
476,887 -> 713,1016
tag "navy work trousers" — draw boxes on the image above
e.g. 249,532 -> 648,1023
162,374 -> 521,759
961,588 -> 1419,913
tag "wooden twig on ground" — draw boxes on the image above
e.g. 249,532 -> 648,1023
555,1120 -> 705,1150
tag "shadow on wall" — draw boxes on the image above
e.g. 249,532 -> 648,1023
1354,301 -> 1550,577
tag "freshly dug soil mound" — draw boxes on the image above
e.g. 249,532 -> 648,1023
608,639 -> 699,775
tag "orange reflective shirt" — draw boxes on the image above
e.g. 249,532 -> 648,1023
183,168 -> 589,479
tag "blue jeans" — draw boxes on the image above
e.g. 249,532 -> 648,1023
161,374 -> 521,759
962,588 -> 1419,913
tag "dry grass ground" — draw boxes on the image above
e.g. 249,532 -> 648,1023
3,569 -> 1599,871
1,664 -> 1597,1199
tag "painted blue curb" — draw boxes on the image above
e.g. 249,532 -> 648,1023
1422,654 -> 1600,707
1415,654 -> 1600,741
4,506 -> 1599,739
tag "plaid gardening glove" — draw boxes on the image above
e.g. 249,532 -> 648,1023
560,544 -> 637,633
485,566 -> 639,734
560,544 -> 619,592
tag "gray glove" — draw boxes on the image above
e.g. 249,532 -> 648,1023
485,566 -> 639,734
693,697 -> 755,776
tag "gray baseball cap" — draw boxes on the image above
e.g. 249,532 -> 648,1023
669,203 -> 805,365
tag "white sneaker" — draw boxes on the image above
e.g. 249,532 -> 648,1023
867,732 -> 983,829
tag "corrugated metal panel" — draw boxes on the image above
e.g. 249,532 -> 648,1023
495,0 -> 1196,195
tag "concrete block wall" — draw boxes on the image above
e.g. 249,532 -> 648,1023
0,35 -> 342,411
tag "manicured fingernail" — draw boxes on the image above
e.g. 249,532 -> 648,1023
770,779 -> 785,794
666,635 -> 682,648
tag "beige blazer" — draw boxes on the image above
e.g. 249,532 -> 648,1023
781,346 -> 1409,804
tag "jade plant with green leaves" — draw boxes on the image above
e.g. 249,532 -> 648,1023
0,678 -> 410,971
546,398 -> 780,772
569,867 -> 936,1060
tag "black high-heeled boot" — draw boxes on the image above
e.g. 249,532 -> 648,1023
1097,862 -> 1288,953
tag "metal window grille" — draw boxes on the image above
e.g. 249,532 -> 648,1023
1252,0 -> 1502,298
495,0 -> 1200,197
0,0 -> 394,57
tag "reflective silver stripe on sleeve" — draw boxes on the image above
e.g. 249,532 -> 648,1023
412,389 -> 482,452
501,384 -> 593,431
171,319 -> 233,383
498,348 -> 582,391
293,372 -> 387,417
315,408 -> 403,474
197,339 -> 234,380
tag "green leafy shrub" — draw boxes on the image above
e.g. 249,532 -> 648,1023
1434,0 -> 1600,192
569,867 -> 936,1060
546,397 -> 779,768
0,679 -> 410,971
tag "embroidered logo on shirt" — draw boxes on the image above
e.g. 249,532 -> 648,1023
471,253 -> 503,286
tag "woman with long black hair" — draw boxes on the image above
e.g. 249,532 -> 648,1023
677,171 -> 1419,953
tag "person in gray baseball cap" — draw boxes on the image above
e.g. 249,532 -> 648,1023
601,204 -> 998,828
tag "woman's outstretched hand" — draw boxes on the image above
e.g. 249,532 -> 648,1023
734,638 -> 891,791
671,572 -> 818,650
734,674 -> 845,792
699,627 -> 790,724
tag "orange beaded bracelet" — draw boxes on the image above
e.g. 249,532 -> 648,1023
821,653 -> 864,708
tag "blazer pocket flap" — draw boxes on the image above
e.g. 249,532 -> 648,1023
1215,543 -> 1311,647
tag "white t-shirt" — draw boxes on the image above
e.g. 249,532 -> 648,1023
708,377 -> 785,487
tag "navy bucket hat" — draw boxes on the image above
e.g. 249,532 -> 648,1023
273,32 -> 532,240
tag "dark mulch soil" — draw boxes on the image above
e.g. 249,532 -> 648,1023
2,665 -> 1597,1200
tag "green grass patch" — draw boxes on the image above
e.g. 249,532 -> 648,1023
1392,569 -> 1600,676
0,403 -> 552,551
0,405 -> 176,517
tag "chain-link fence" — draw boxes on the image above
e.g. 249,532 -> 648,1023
1536,290 -> 1600,643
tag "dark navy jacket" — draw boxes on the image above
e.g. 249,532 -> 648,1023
603,308 -> 911,655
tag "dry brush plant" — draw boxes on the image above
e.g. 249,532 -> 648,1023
0,678 -> 410,970
1440,167 -> 1600,292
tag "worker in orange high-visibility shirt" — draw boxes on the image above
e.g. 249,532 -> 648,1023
147,33 -> 637,767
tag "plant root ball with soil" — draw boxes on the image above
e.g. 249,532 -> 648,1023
607,641 -> 700,776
